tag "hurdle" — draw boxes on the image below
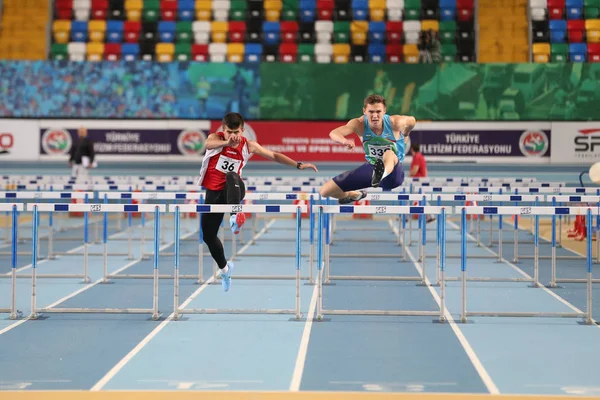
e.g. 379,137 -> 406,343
459,206 -> 596,325
314,204 -> 447,321
171,203 -> 306,320
27,203 -> 165,320
0,203 -> 24,320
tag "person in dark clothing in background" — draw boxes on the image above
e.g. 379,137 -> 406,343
69,126 -> 96,178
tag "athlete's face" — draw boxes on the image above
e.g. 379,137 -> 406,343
223,125 -> 243,141
363,103 -> 386,128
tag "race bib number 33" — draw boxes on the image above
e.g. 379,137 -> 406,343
367,144 -> 392,159
216,155 -> 241,174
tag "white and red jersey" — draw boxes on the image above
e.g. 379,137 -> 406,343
197,132 -> 250,191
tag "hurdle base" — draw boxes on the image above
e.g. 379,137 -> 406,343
527,282 -> 542,288
555,278 -> 600,283
0,274 -> 89,280
177,308 -> 298,315
328,275 -> 422,282
466,311 -> 587,319
444,277 -> 534,283
545,283 -> 564,289
32,307 -> 158,316
320,309 -> 440,317
1,310 -> 23,320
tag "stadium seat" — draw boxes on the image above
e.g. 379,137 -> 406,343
140,41 -> 156,60
51,43 -> 69,60
71,21 -> 88,42
87,42 -> 104,61
247,20 -> 263,42
156,42 -> 175,61
387,0 -> 404,21
263,22 -> 281,45
229,0 -> 246,20
245,43 -> 263,62
68,42 -> 86,61
74,0 -> 91,20
351,44 -> 367,61
56,0 -> 73,19
121,42 -> 140,60
548,0 -> 566,19
315,43 -> 333,62
386,21 -> 403,43
532,42 -> 551,62
551,42 -> 569,60
175,42 -> 192,60
178,0 -> 195,20
333,43 -> 351,62
209,42 -> 227,62
567,19 -> 585,42
566,0 -> 584,18
334,21 -> 350,43
281,21 -> 299,42
334,0 -> 351,20
212,0 -> 229,20
104,43 -> 121,60
300,0 -> 317,22
586,19 -> 600,41
193,21 -> 211,44
532,20 -> 550,42
549,19 -> 567,42
88,20 -> 107,42
228,21 -> 246,42
280,42 -> 298,62
369,0 -> 386,21
350,21 -> 369,45
569,42 -> 587,59
441,42 -> 457,61
211,21 -> 229,42
142,0 -> 160,22
263,44 -> 279,61
368,21 -> 386,43
106,20 -> 124,42
386,43 -> 402,62
440,0 -> 456,21
161,0 -> 178,21
196,0 -> 212,21
192,43 -> 209,60
403,43 -> 419,63
298,43 -> 314,61
368,43 -> 385,62
109,0 -> 125,20
227,43 -> 245,62
352,0 -> 369,20
125,0 -> 143,21
439,20 -> 456,43
158,21 -> 176,42
585,0 -> 600,17
53,20 -> 71,44
124,21 -> 141,42
456,0 -> 474,22
176,21 -> 193,41
587,42 -> 600,59
91,0 -> 109,20
403,21 -> 421,44
266,0 -> 284,21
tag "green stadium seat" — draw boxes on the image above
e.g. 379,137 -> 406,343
334,21 -> 350,43
585,0 -> 600,18
404,0 -> 422,21
51,43 -> 68,60
175,42 -> 191,61
551,43 -> 569,61
230,0 -> 247,21
439,21 -> 457,44
176,21 -> 193,42
282,0 -> 299,20
441,43 -> 457,61
298,43 -> 314,62
142,0 -> 159,22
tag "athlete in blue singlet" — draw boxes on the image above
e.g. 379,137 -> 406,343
319,94 -> 417,203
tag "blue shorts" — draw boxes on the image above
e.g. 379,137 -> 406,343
332,161 -> 405,192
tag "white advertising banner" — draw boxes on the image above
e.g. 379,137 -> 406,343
551,122 -> 600,164
0,120 -> 40,161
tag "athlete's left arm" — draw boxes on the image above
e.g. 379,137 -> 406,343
248,141 -> 319,172
391,115 -> 417,138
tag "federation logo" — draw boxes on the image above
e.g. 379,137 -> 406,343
177,130 -> 207,156
519,130 -> 549,157
41,129 -> 73,156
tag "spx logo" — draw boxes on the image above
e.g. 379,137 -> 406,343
90,204 -> 102,212
375,206 -> 387,214
231,205 -> 243,213
0,133 -> 14,154
575,129 -> 600,156
520,207 -> 532,215
370,194 -> 381,200
482,195 -> 492,201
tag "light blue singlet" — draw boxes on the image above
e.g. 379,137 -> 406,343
362,114 -> 405,165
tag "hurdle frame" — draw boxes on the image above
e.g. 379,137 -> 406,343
315,205 -> 447,321
171,203 -> 306,320
0,203 -> 24,319
27,203 -> 165,320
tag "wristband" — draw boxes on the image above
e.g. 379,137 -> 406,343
296,162 -> 303,169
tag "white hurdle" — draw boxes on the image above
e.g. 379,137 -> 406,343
315,205 -> 448,322
0,203 -> 25,320
458,206 -> 597,325
26,203 -> 166,320
170,204 -> 307,320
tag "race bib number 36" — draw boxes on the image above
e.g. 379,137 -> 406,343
367,144 -> 392,159
216,155 -> 241,174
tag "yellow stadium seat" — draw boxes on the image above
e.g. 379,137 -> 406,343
156,43 -> 175,62
88,20 -> 106,42
86,42 -> 104,61
350,21 -> 368,45
125,0 -> 143,21
265,0 -> 283,21
369,0 -> 386,21
403,44 -> 419,64
586,20 -> 600,43
333,43 -> 351,63
211,21 -> 229,43
532,43 -> 550,63
196,0 -> 212,20
227,43 -> 245,63
421,20 -> 439,32
52,20 -> 71,44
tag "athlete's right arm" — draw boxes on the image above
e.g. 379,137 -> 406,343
205,133 -> 233,150
329,119 -> 361,149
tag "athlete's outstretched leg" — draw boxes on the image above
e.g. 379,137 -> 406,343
319,179 -> 364,201
225,172 -> 246,234
201,212 -> 227,269
372,150 -> 399,187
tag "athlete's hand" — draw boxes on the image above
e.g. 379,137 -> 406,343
299,163 -> 318,172
343,139 -> 355,150
227,135 -> 241,146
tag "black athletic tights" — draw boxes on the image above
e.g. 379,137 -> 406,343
202,172 -> 246,269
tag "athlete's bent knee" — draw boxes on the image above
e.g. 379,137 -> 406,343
226,171 -> 240,182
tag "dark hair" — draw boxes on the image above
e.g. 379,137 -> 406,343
363,94 -> 386,108
411,143 -> 420,153
222,112 -> 244,129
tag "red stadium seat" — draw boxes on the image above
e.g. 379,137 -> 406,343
124,21 -> 141,43
386,44 -> 403,62
91,0 -> 108,19
548,0 -> 566,19
104,43 -> 122,60
160,0 -> 178,21
457,0 -> 474,21
229,22 -> 246,43
192,44 -> 209,61
588,43 -> 600,61
317,0 -> 335,20
567,20 -> 585,42
281,21 -> 299,42
386,21 -> 403,44
55,0 -> 73,19
280,43 -> 298,62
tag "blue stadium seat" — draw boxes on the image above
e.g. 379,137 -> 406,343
352,0 -> 368,20
440,0 -> 457,21
569,42 -> 587,60
158,21 -> 176,42
71,21 -> 88,42
263,22 -> 281,45
549,19 -> 567,43
368,43 -> 386,62
565,0 -> 584,19
178,0 -> 195,21
106,20 -> 124,43
300,0 -> 316,22
121,43 -> 140,61
245,43 -> 263,62
368,21 -> 386,43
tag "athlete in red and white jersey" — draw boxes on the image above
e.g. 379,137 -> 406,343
197,112 -> 318,292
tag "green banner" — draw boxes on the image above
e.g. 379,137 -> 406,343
259,63 -> 600,121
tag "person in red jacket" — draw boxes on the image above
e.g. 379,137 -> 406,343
197,112 -> 318,292
409,142 -> 427,178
